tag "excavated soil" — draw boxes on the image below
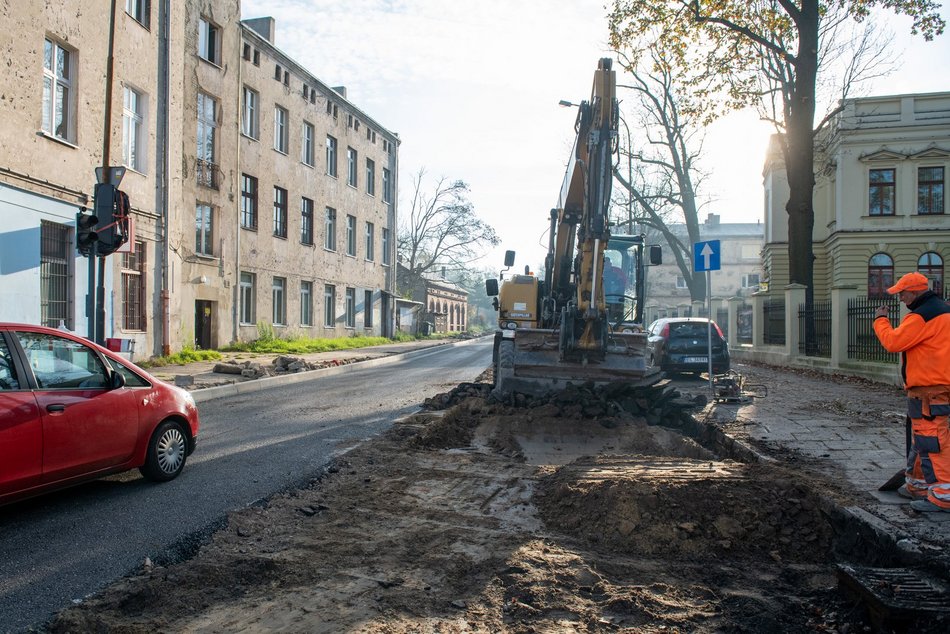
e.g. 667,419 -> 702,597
48,383 -> 944,633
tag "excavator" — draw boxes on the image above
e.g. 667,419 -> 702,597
486,58 -> 662,397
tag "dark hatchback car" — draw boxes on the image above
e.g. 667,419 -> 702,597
0,323 -> 200,506
646,317 -> 730,375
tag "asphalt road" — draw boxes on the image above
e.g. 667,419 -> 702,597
0,337 -> 492,633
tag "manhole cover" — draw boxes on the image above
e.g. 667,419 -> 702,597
837,563 -> 950,621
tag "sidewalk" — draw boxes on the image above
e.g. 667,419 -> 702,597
702,362 -> 950,574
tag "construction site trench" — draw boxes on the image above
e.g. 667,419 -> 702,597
49,373 -> 948,633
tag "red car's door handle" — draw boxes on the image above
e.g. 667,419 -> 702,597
46,404 -> 66,413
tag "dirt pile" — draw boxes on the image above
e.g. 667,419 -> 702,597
49,383 -> 946,633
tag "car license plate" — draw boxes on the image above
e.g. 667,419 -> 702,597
683,356 -> 708,364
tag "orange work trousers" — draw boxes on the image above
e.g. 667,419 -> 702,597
904,386 -> 950,510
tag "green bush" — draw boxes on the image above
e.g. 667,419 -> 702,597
139,347 -> 221,367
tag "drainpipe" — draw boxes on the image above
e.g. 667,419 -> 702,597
158,0 -> 171,356
233,26 -> 243,344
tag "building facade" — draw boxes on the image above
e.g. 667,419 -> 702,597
0,1 -> 399,357
762,92 -> 950,299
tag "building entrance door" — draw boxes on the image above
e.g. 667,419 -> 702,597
195,300 -> 214,350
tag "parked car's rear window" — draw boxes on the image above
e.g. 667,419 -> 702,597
669,323 -> 712,338
0,337 -> 21,390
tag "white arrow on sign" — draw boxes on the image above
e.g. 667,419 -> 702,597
700,242 -> 714,271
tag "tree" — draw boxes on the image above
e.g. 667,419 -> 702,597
612,44 -> 711,304
609,0 -> 944,309
397,168 -> 499,293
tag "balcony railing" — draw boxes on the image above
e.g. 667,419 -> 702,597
196,159 -> 219,189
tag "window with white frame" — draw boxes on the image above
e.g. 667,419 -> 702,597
242,86 -> 259,139
272,277 -> 286,325
675,276 -> 688,289
42,38 -> 75,142
365,221 -> 374,261
382,227 -> 391,265
196,92 -> 217,187
345,287 -> 356,328
326,135 -> 338,177
239,272 -> 255,324
382,167 -> 392,203
198,17 -> 220,64
302,121 -> 314,166
363,290 -> 373,328
274,105 -> 289,153
324,207 -> 337,250
301,197 -> 314,245
366,158 -> 375,196
125,0 -> 150,27
195,203 -> 213,256
346,214 -> 357,256
347,147 -> 358,187
273,186 -> 287,238
300,281 -> 313,326
324,284 -> 336,327
122,86 -> 146,172
741,273 -> 760,289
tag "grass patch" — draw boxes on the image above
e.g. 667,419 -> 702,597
140,348 -> 221,368
222,335 -> 395,354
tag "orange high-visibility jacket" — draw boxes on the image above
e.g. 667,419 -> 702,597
874,291 -> 950,388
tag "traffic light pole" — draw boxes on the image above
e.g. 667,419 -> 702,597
96,256 -> 107,346
87,241 -> 97,341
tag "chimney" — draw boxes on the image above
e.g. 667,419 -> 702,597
705,213 -> 720,226
332,86 -> 347,99
243,17 -> 275,43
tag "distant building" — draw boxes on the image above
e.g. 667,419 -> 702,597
644,213 -> 764,321
762,91 -> 950,299
399,264 -> 469,333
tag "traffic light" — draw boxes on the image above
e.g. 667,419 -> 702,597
76,210 -> 99,256
91,182 -> 130,256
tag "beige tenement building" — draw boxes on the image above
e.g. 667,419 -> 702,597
0,1 -> 399,356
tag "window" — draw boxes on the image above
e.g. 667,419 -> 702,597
0,336 -> 21,391
868,252 -> 894,298
272,277 -> 286,325
301,197 -> 314,245
242,87 -> 259,139
741,273 -> 760,289
125,0 -> 149,27
675,276 -> 688,289
364,290 -> 373,328
42,38 -> 74,142
345,288 -> 356,328
240,174 -> 258,229
300,281 -> 313,326
365,222 -> 375,261
273,186 -> 287,238
274,106 -> 289,153
122,87 -> 146,172
324,207 -> 337,250
740,244 -> 759,260
347,147 -> 358,187
366,158 -> 375,196
196,204 -> 213,255
253,49 -> 260,66
197,17 -> 220,64
239,272 -> 255,324
382,227 -> 391,265
16,332 -> 107,390
274,64 -> 282,80
918,252 -> 944,295
40,221 -> 71,329
302,121 -> 314,166
918,167 -> 945,215
869,168 -> 896,216
326,135 -> 337,177
324,284 -> 336,327
121,241 -> 146,330
196,92 -> 217,188
346,214 -> 357,256
242,43 -> 251,61
382,167 -> 392,203
283,70 -> 289,86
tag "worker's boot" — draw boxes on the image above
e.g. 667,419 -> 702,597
909,499 -> 950,513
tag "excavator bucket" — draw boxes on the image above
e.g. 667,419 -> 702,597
493,328 -> 661,398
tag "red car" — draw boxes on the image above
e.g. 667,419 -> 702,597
0,323 -> 199,506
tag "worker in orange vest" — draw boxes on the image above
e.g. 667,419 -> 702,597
874,272 -> 950,512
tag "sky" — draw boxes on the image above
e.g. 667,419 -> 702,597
241,0 -> 950,272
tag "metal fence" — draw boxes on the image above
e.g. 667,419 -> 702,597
847,295 -> 900,363
737,302 -> 752,344
797,300 -> 832,357
716,307 -> 729,338
763,297 -> 786,345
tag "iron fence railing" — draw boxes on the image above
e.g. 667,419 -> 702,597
716,307 -> 729,338
763,297 -> 785,345
737,302 -> 752,344
847,295 -> 900,363
798,300 -> 832,357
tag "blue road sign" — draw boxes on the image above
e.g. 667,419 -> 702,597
693,240 -> 721,272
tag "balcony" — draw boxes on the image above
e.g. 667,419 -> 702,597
196,159 -> 219,189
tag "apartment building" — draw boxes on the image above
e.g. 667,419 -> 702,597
762,92 -> 950,299
0,2 -> 399,356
